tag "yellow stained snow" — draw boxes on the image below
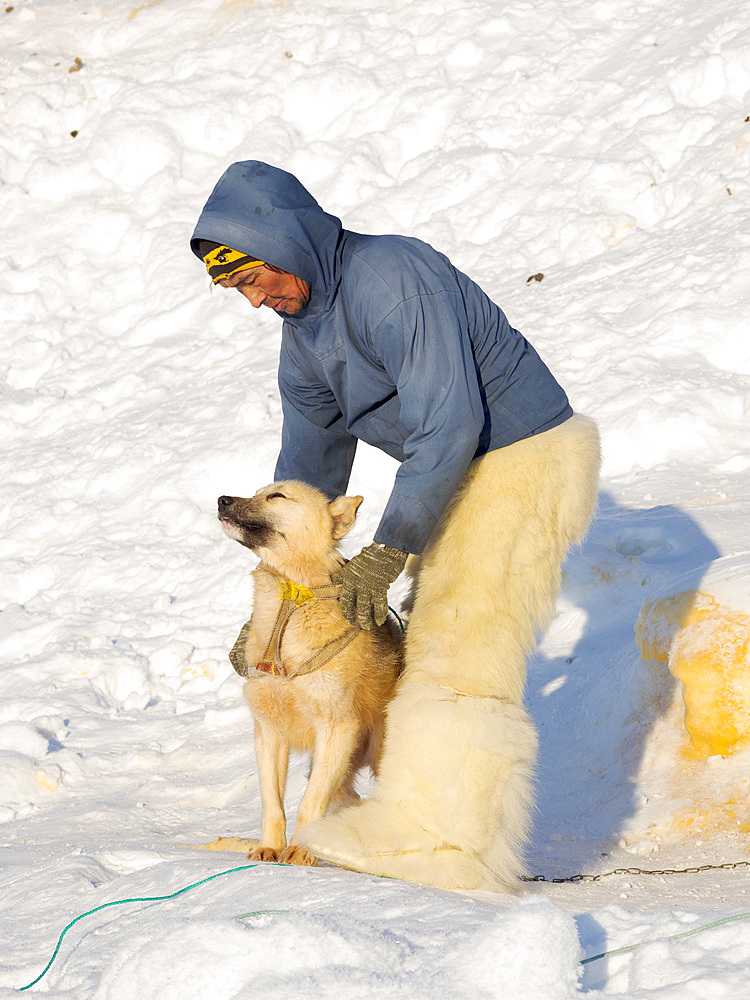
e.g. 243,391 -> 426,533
128,0 -> 166,17
636,589 -> 750,756
180,662 -> 216,680
670,799 -> 750,839
34,768 -> 60,793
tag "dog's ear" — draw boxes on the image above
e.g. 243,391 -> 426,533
329,495 -> 363,539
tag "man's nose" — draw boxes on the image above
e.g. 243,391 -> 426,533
238,286 -> 265,308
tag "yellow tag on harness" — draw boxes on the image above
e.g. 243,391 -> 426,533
278,580 -> 317,606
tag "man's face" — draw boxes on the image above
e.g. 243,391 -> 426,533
219,265 -> 310,316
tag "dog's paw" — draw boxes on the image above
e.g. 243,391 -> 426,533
279,844 -> 319,867
247,845 -> 282,863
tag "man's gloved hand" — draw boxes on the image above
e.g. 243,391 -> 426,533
332,542 -> 408,630
228,618 -> 253,677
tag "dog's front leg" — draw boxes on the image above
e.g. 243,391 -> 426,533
282,724 -> 361,866
249,717 -> 290,863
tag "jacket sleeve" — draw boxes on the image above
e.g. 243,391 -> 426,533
368,291 -> 485,553
274,334 -> 358,499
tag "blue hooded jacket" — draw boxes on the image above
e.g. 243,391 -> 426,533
192,161 -> 572,553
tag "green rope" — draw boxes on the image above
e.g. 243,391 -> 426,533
20,855 -> 749,988
388,606 -> 406,632
582,911 -> 750,966
18,863 -> 261,992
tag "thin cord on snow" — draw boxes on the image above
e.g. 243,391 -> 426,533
17,863 -> 264,992
582,912 -> 750,966
15,858 -> 750,989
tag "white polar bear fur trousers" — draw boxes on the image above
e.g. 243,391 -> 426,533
300,414 -> 602,891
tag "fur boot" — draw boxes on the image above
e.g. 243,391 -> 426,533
300,414 -> 601,890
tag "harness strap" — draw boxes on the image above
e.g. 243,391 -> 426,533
259,563 -> 342,604
283,622 -> 362,677
253,564 -> 361,678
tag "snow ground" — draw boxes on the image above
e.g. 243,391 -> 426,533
1,0 -> 749,996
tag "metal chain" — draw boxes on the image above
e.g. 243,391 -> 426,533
525,860 -> 750,883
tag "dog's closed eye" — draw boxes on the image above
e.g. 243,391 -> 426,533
266,492 -> 287,501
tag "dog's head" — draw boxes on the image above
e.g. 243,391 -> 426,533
217,480 -> 363,578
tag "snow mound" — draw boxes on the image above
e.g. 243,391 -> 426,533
636,554 -> 750,755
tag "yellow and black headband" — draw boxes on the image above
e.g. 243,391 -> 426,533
203,245 -> 265,284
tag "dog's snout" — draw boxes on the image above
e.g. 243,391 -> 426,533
218,495 -> 235,512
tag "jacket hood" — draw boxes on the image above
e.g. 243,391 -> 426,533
191,161 -> 343,320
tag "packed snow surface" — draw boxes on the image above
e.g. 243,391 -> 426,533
1,0 -> 749,996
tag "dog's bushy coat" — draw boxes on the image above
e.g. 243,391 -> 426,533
219,481 -> 402,866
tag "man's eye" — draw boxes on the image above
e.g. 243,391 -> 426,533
266,492 -> 286,500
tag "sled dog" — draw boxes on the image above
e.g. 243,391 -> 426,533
218,481 -> 403,866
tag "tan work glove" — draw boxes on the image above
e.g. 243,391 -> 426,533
229,618 -> 253,677
332,542 -> 408,630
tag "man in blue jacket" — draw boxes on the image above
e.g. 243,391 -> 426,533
193,161 -> 601,891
